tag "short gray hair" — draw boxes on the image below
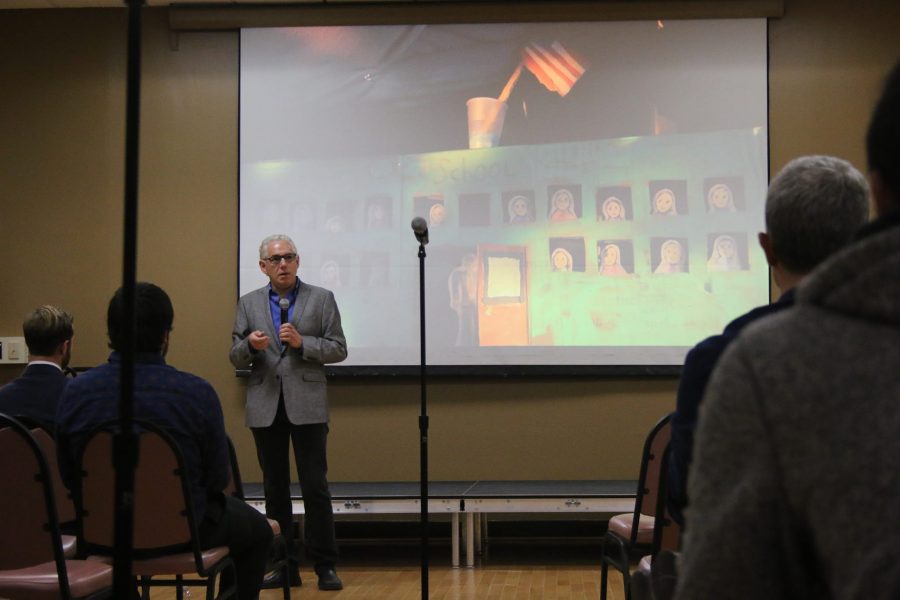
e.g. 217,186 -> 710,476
765,155 -> 870,274
258,234 -> 297,259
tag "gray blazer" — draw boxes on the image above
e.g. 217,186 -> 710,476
230,281 -> 347,428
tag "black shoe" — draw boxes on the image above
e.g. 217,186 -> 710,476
316,568 -> 343,591
261,568 -> 302,589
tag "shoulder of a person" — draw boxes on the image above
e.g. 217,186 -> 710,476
239,286 -> 269,301
65,362 -> 111,387
172,367 -> 216,391
738,305 -> 806,345
301,281 -> 333,297
713,309 -> 808,382
0,381 -> 16,399
687,331 -> 730,362
721,302 -> 785,337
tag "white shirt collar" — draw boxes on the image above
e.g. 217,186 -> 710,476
28,360 -> 62,371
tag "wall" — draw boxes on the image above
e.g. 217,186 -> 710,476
1,0 -> 898,483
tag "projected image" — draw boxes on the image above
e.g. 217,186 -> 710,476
652,238 -> 689,274
360,252 -> 390,287
324,202 -> 352,233
430,203 -> 447,227
597,188 -> 632,221
547,185 -> 582,222
504,192 -> 535,225
549,237 -> 585,272
364,196 -> 392,229
649,181 -> 688,217
705,176 -> 746,213
319,256 -> 347,288
292,202 -> 317,230
240,19 -> 769,367
597,240 -> 634,276
478,247 -> 529,347
706,232 -> 749,272
550,247 -> 574,272
459,193 -> 492,227
414,194 -> 446,228
448,253 -> 479,346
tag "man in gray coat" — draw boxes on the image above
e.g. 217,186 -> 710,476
230,234 -> 347,591
676,59 -> 900,598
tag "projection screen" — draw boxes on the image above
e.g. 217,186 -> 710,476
239,18 -> 769,372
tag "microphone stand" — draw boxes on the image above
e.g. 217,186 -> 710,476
113,0 -> 142,597
417,241 -> 429,600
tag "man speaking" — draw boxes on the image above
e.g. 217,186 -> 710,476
230,234 -> 347,591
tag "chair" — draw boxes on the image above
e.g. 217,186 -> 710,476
0,413 -> 113,600
630,568 -> 654,600
225,436 -> 291,600
10,415 -> 78,558
76,419 -> 237,600
599,413 -> 671,600
632,446 -> 681,600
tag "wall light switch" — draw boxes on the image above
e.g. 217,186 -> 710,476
0,337 -> 27,364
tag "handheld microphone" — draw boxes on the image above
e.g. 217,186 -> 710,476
278,297 -> 290,356
278,297 -> 290,327
411,217 -> 429,245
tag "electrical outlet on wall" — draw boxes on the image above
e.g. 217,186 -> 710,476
0,337 -> 27,364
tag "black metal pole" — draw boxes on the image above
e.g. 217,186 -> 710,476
114,1 -> 142,597
418,243 -> 429,600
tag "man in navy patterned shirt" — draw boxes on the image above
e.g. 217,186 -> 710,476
57,282 -> 272,600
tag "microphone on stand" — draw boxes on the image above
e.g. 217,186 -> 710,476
279,297 -> 290,356
410,216 -> 429,599
411,217 -> 429,245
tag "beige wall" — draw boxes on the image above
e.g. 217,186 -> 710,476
1,0 -> 898,483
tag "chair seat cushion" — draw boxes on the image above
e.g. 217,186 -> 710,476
267,518 -> 281,535
0,559 -> 112,600
61,535 -> 77,558
133,546 -> 230,575
608,512 -> 655,544
90,546 -> 230,576
637,554 -> 652,574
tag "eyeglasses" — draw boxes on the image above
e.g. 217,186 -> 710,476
263,253 -> 297,265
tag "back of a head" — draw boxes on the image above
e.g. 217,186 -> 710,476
23,305 -> 74,356
866,58 -> 900,209
107,282 -> 174,354
765,155 -> 870,274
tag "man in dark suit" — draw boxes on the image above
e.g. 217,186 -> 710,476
230,234 -> 347,591
0,305 -> 74,427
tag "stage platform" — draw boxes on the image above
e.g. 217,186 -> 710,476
243,480 -> 636,567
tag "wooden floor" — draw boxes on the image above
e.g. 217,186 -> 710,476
150,540 -> 626,600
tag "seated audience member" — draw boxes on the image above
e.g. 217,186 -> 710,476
0,305 -> 74,428
56,283 -> 272,600
675,60 -> 900,599
667,155 -> 869,526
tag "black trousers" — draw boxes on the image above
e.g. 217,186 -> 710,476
199,494 -> 273,600
251,398 -> 338,571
